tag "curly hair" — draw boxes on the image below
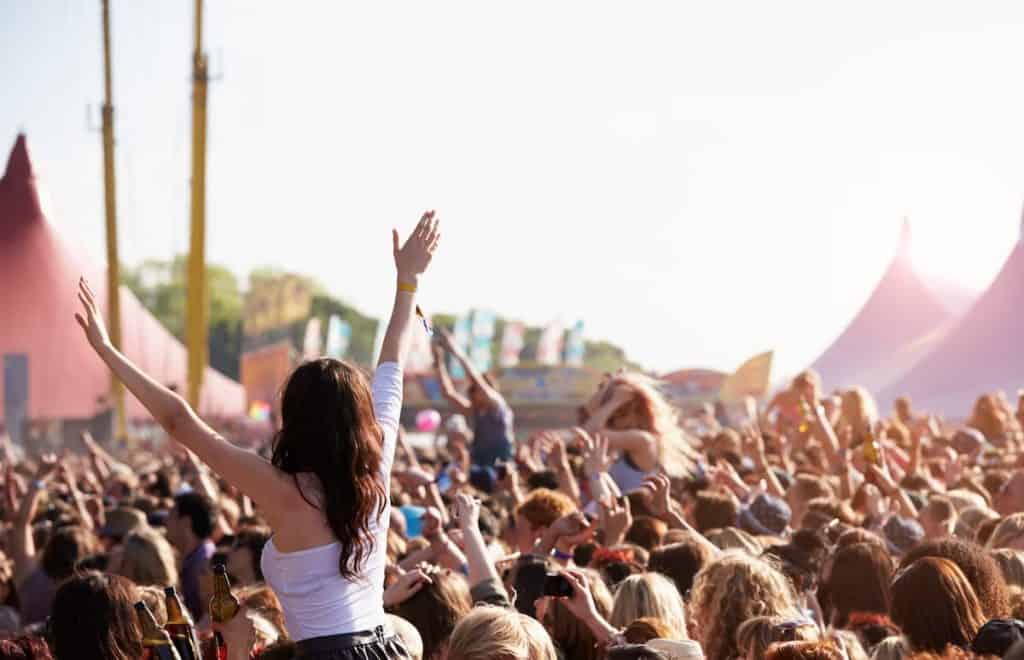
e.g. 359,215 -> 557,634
689,552 -> 801,660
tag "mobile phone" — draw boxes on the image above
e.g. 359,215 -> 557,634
542,573 -> 574,598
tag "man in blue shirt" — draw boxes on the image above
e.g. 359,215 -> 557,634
166,492 -> 218,619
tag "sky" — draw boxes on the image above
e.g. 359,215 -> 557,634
3,1 -> 1024,379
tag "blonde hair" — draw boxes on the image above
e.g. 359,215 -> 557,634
447,605 -> 557,660
135,585 -> 167,626
991,549 -> 1024,589
117,529 -> 178,588
735,616 -> 819,660
610,572 -> 689,641
690,552 -> 801,660
987,513 -> 1024,550
606,373 -> 696,477
839,387 -> 879,440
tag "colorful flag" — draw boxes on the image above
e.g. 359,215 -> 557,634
564,320 -> 585,367
302,318 -> 322,360
718,350 -> 774,403
470,309 -> 497,372
536,320 -> 565,366
500,322 -> 526,368
448,315 -> 473,379
325,315 -> 351,360
406,317 -> 435,375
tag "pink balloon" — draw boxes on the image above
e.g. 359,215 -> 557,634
416,409 -> 441,433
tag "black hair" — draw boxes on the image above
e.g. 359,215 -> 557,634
173,492 -> 218,540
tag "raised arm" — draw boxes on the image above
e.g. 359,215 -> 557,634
438,327 -> 502,406
432,343 -> 472,415
378,210 -> 441,368
74,279 -> 297,528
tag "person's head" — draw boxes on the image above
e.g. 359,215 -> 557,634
623,617 -> 676,645
765,641 -> 844,660
839,388 -> 879,436
990,549 -> 1024,589
167,492 -> 218,551
690,553 -> 801,660
648,536 -> 715,597
818,542 -> 893,628
41,525 -> 99,582
228,527 -> 272,586
739,494 -> 792,538
610,573 -> 689,641
0,636 -> 53,660
271,358 -> 387,580
792,371 -> 821,402
602,374 -> 691,475
626,517 -> 669,552
919,497 -> 957,541
970,394 -> 1009,442
513,489 -> 576,553
787,476 -> 834,530
736,616 -> 820,660
900,538 -> 1011,618
694,491 -> 739,533
445,605 -> 557,660
388,614 -> 424,660
987,513 -> 1024,551
890,557 -> 987,653
543,568 -> 612,660
394,569 -> 472,659
894,397 -> 913,425
49,571 -> 142,660
108,528 -> 178,588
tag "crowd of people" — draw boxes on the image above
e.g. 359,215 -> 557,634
0,212 -> 1023,659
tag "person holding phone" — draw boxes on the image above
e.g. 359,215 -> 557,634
75,211 -> 441,659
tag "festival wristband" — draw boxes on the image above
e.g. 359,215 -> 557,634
398,282 -> 418,293
552,549 -> 573,561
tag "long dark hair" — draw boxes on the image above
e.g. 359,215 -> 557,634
271,359 -> 387,580
48,571 -> 142,660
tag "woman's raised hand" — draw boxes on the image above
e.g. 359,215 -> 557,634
74,278 -> 110,351
393,210 -> 441,283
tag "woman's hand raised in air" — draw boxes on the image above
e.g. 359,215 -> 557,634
74,278 -> 111,352
393,210 -> 441,284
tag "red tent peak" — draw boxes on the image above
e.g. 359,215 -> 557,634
3,134 -> 35,183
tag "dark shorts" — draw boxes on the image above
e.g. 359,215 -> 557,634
296,626 -> 411,660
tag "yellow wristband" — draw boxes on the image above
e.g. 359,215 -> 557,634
398,282 -> 417,294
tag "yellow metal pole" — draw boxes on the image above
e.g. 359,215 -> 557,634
100,0 -> 127,441
186,0 -> 209,410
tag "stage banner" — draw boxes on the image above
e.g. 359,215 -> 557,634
405,317 -> 435,375
302,318 -> 322,360
470,309 -> 497,372
564,320 -> 585,367
718,351 -> 774,403
536,320 -> 565,366
325,315 -> 351,360
240,341 -> 294,408
448,315 -> 472,379
499,322 -> 526,368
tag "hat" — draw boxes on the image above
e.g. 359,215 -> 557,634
739,493 -> 791,537
445,414 -> 470,436
100,507 -> 148,540
882,515 -> 924,556
972,619 -> 1024,657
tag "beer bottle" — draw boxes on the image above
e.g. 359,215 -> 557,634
209,564 -> 241,660
798,399 -> 813,434
136,601 -> 183,660
164,586 -> 201,660
863,430 -> 880,466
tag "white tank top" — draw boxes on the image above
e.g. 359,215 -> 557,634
260,362 -> 402,641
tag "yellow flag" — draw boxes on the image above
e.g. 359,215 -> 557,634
719,351 -> 774,403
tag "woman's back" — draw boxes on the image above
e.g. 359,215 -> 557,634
261,362 -> 402,640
